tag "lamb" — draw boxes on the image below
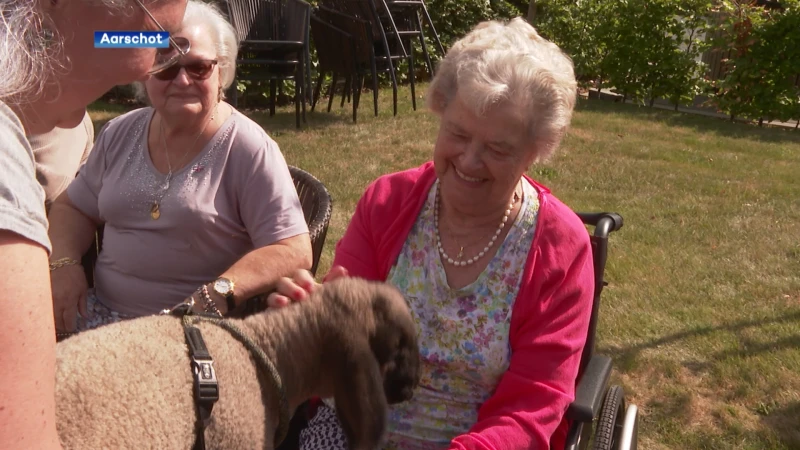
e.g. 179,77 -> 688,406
55,277 -> 421,450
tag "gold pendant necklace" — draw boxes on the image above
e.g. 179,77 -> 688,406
150,202 -> 161,220
151,104 -> 219,220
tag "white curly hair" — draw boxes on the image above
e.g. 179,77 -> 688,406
427,17 -> 578,161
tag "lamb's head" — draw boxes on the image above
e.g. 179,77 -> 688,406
317,277 -> 420,450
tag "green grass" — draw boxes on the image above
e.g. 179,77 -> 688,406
88,85 -> 800,449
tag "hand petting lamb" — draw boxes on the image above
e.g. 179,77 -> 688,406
55,277 -> 420,450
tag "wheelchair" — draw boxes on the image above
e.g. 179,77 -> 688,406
277,212 -> 638,450
564,212 -> 638,450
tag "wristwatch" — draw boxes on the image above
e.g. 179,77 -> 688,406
212,277 -> 236,312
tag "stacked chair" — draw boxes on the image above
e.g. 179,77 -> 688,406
224,0 -> 313,129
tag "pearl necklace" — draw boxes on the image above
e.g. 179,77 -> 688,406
434,183 -> 520,267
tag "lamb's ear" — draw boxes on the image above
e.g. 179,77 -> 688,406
332,337 -> 389,450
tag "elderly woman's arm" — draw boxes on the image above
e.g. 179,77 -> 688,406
195,137 -> 314,313
448,206 -> 595,450
47,120 -> 108,331
0,234 -> 64,450
47,193 -> 103,331
212,233 -> 313,309
48,193 -> 100,262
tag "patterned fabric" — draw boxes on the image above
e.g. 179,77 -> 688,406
382,179 -> 539,449
300,179 -> 540,450
75,289 -> 132,331
300,403 -> 349,450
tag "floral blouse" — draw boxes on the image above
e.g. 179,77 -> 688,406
382,179 -> 540,449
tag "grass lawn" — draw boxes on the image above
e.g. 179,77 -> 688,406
89,84 -> 800,449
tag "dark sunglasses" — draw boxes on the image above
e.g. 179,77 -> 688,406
152,59 -> 219,81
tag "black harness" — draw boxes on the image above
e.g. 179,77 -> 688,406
167,306 -> 290,450
183,319 -> 220,450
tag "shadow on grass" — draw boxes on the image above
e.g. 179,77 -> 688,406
760,401 -> 800,449
601,309 -> 800,372
576,99 -> 800,145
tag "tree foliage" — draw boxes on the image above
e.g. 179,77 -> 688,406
536,0 -> 712,106
530,0 -> 800,122
425,0 -> 522,50
708,0 -> 800,122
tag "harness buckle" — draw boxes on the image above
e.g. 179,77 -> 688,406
192,357 -> 219,403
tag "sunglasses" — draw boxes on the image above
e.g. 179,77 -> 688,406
152,59 -> 219,81
132,0 -> 191,75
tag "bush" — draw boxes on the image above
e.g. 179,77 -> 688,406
709,0 -> 800,123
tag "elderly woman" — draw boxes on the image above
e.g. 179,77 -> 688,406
1,0 -> 188,447
48,0 -> 312,331
268,18 -> 593,449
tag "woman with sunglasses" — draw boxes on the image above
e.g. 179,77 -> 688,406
1,0 -> 189,448
48,0 -> 312,332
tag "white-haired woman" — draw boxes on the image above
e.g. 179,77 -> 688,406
48,0 -> 312,331
1,0 -> 188,447
268,18 -> 594,449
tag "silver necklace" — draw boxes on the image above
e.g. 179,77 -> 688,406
434,182 -> 520,267
150,103 -> 219,220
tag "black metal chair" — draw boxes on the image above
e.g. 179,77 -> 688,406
309,10 -> 364,122
224,0 -> 312,129
312,5 -> 401,120
382,0 -> 445,75
319,0 -> 413,116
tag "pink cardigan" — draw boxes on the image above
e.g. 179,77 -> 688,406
332,162 -> 594,449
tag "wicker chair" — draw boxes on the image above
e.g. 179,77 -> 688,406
58,165 -> 332,340
288,165 -> 333,276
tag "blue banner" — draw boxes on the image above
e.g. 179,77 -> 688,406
94,31 -> 170,48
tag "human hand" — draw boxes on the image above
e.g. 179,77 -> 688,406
50,264 -> 88,332
265,265 -> 350,308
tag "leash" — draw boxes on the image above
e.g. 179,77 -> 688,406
170,306 -> 291,449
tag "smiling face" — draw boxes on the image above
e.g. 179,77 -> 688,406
144,23 -> 220,118
433,92 -> 538,216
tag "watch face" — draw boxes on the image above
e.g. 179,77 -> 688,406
214,278 -> 233,296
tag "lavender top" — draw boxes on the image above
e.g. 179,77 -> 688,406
67,107 -> 308,316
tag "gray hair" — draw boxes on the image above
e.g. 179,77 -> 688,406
0,0 -> 130,104
427,17 -> 577,162
133,0 -> 239,103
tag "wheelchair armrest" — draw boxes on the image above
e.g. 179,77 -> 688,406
566,354 -> 613,423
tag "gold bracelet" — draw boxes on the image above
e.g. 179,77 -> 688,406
49,257 -> 80,271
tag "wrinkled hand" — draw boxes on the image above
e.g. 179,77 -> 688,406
265,265 -> 349,308
51,264 -> 89,332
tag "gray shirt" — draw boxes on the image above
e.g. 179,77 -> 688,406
67,107 -> 308,316
0,101 -> 51,252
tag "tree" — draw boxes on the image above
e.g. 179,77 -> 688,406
709,0 -> 800,123
528,0 -> 537,23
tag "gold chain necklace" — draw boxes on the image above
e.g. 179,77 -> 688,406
150,103 -> 219,220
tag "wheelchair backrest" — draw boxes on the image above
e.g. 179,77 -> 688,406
575,212 -> 624,376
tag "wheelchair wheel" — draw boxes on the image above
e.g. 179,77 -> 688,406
590,385 -> 625,450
